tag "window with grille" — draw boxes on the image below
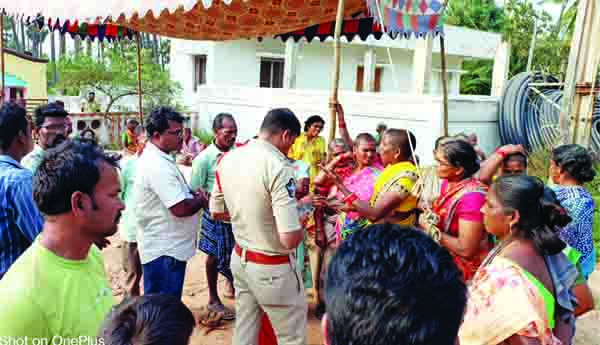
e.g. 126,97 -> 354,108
193,55 -> 207,91
259,58 -> 284,88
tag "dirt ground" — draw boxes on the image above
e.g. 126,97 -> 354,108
102,236 -> 600,345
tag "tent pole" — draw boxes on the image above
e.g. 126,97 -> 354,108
440,35 -> 449,136
328,0 -> 346,144
136,33 -> 143,124
1,13 -> 5,104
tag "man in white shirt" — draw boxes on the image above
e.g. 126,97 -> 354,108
133,107 -> 209,298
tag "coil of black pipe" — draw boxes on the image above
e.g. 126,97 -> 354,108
499,72 -> 600,152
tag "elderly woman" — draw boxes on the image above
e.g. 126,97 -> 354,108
420,139 -> 491,281
460,176 -> 587,345
549,144 -> 597,279
288,115 -> 327,190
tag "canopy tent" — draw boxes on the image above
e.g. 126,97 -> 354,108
2,0 -> 367,41
1,0 -> 448,136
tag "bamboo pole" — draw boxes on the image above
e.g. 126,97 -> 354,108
328,0 -> 346,144
135,33 -> 143,124
1,14 -> 5,104
440,35 -> 449,136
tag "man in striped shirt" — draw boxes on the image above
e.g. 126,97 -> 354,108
0,103 -> 44,279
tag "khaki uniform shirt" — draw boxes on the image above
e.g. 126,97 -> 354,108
210,139 -> 300,256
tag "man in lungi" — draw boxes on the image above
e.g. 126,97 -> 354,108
191,113 -> 238,320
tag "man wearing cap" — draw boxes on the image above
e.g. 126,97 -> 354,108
210,108 -> 306,345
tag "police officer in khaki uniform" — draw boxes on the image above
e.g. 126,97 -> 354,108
210,108 -> 306,345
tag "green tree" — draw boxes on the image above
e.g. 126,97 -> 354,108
54,42 -> 181,114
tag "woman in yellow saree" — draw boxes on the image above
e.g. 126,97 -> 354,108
288,115 -> 327,190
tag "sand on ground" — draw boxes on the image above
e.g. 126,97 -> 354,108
103,236 -> 600,345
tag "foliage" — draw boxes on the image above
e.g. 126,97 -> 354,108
54,42 -> 181,115
192,128 -> 215,145
447,0 -> 571,95
460,60 -> 494,95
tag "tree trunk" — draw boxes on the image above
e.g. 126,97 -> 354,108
555,0 -> 568,36
98,40 -> 104,60
74,37 -> 82,55
20,21 -> 26,53
50,30 -> 57,85
86,38 -> 92,56
152,34 -> 159,64
10,16 -> 20,52
59,33 -> 66,57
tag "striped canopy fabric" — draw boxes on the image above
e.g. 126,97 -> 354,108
2,0 -> 367,41
368,0 -> 445,37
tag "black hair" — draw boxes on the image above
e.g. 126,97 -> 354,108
354,133 -> 376,147
212,113 -> 236,131
303,115 -> 325,132
0,103 -> 28,151
551,144 -> 596,184
127,119 -> 139,126
385,128 -> 417,160
145,107 -> 185,138
260,108 -> 301,137
100,294 -> 195,345
33,139 -> 118,215
492,175 -> 571,255
80,128 -> 96,141
504,151 -> 528,166
439,140 -> 480,178
326,224 -> 467,345
33,102 -> 69,128
434,135 -> 452,150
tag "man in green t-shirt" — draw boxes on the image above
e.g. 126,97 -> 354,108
0,139 -> 124,339
81,91 -> 102,113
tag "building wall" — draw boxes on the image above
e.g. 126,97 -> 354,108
4,49 -> 48,99
172,38 -> 467,97
186,86 -> 500,164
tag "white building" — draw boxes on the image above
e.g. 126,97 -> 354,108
170,25 -> 506,99
169,25 -> 511,163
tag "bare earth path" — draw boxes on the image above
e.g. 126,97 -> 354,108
102,236 -> 600,345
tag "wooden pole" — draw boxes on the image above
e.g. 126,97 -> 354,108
1,14 -> 5,104
440,35 -> 449,136
135,33 -> 144,124
328,0 -> 346,144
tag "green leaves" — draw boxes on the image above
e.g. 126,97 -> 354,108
54,41 -> 182,114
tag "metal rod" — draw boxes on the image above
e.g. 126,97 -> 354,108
440,35 -> 449,136
528,82 -> 565,87
328,0 -> 346,144
136,33 -> 143,124
529,86 -> 562,112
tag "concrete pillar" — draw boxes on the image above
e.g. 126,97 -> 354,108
363,47 -> 376,92
491,41 -> 511,97
283,39 -> 300,89
412,36 -> 433,94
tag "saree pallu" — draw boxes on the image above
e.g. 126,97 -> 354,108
123,130 -> 138,155
459,257 -> 562,345
335,166 -> 382,241
432,178 -> 490,281
370,161 -> 419,226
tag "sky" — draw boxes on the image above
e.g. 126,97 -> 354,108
494,0 -> 564,20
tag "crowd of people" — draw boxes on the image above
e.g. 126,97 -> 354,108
0,100 -> 597,345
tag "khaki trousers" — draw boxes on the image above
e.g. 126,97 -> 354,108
231,251 -> 307,345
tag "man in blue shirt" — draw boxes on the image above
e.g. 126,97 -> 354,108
0,103 -> 44,279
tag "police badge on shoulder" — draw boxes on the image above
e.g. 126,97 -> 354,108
286,178 -> 297,198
